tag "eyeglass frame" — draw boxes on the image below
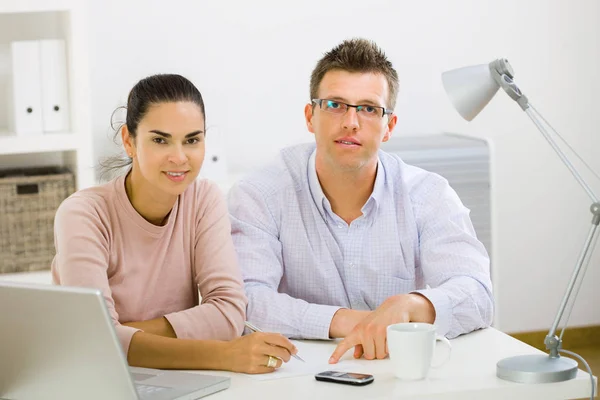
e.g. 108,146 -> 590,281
311,98 -> 393,118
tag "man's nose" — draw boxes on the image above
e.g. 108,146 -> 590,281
342,107 -> 360,130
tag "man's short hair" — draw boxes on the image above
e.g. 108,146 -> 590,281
310,38 -> 399,110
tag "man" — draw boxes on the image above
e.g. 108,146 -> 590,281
228,38 -> 493,364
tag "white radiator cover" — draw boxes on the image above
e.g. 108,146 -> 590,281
382,133 -> 492,261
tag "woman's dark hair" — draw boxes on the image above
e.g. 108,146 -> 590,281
98,73 -> 205,181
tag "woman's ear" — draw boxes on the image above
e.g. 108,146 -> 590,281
121,126 -> 135,158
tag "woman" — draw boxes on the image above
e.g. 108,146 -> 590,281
51,74 -> 295,373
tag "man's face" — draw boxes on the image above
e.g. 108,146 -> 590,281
305,70 -> 397,173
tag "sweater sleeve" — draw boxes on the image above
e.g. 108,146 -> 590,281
164,182 -> 247,340
51,196 -> 141,354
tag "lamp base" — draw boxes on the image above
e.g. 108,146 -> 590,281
496,354 -> 578,383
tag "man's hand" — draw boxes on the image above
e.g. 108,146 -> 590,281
329,309 -> 372,338
328,293 -> 435,364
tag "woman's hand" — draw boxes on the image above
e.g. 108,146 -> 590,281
222,332 -> 297,374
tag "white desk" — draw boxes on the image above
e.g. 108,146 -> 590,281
0,273 -> 595,398
190,328 -> 596,400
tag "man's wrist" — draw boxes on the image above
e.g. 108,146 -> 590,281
329,308 -> 370,338
407,293 -> 436,323
329,308 -> 349,338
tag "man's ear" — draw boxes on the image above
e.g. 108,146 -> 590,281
382,113 -> 398,143
304,103 -> 315,134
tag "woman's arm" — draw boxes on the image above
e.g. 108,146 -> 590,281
163,182 -> 247,341
123,318 -> 176,338
54,189 -> 296,373
127,330 -> 298,374
53,196 -> 141,351
127,331 -> 225,369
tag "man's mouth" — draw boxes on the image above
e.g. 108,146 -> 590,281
335,139 -> 361,146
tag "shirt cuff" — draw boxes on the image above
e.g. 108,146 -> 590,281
411,288 -> 452,337
116,325 -> 142,357
164,312 -> 193,340
300,304 -> 342,340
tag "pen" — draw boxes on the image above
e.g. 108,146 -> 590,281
244,321 -> 305,362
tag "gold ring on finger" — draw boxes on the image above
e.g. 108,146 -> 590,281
267,355 -> 277,368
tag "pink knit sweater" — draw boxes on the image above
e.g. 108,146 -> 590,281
51,175 -> 247,354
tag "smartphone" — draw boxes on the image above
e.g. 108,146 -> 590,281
314,370 -> 374,386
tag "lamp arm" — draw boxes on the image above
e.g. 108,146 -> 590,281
524,108 -> 599,204
489,62 -> 599,203
488,60 -> 600,359
521,104 -> 600,357
546,219 -> 600,357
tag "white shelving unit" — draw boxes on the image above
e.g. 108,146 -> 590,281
0,0 -> 94,190
0,270 -> 52,285
0,0 -> 94,283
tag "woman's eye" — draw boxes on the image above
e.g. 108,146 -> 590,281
186,138 -> 200,145
153,137 -> 166,144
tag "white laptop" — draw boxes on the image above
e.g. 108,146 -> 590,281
0,282 -> 230,400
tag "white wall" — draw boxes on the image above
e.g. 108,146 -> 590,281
86,0 -> 600,333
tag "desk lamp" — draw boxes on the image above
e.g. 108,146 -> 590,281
442,58 -> 599,384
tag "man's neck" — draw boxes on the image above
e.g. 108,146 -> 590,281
316,159 -> 377,225
126,169 -> 177,226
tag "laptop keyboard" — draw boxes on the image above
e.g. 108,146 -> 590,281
136,383 -> 169,398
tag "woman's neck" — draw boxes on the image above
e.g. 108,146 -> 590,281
125,169 -> 177,226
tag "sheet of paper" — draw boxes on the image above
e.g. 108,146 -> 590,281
244,340 -> 363,381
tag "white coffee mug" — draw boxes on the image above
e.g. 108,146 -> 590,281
387,322 -> 452,380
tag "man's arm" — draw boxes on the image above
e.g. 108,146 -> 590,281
228,180 -> 341,339
329,174 -> 493,363
410,175 -> 494,338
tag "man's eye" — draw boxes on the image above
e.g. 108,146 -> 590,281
326,101 -> 340,109
364,106 -> 377,114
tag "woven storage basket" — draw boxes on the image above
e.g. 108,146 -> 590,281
0,167 -> 75,273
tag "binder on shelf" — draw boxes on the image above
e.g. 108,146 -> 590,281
40,39 -> 69,133
8,40 -> 43,136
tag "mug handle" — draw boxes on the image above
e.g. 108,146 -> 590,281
431,335 -> 452,368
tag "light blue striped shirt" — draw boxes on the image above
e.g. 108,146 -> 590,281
228,143 -> 493,339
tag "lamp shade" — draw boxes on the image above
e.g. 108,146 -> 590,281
441,64 -> 500,121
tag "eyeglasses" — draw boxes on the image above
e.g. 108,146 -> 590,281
312,99 -> 393,119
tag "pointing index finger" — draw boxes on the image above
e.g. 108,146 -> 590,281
329,336 -> 359,364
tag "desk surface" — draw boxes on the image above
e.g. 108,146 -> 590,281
190,328 -> 595,400
0,273 -> 595,399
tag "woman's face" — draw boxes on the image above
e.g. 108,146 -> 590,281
124,101 -> 205,197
